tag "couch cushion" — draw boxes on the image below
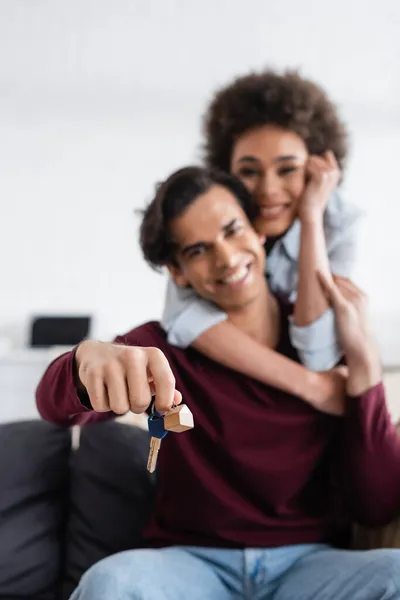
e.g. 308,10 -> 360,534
0,420 -> 71,600
62,420 -> 156,599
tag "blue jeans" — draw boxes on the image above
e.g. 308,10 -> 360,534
70,544 -> 400,600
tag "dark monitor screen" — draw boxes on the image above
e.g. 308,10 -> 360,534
30,315 -> 91,348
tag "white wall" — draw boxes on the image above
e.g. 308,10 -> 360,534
0,98 -> 200,344
1,0 -> 400,361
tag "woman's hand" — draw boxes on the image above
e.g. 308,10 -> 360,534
298,151 -> 341,222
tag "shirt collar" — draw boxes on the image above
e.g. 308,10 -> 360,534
280,218 -> 301,260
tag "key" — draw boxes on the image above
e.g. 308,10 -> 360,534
147,408 -> 168,473
147,437 -> 161,473
164,404 -> 194,432
147,401 -> 195,473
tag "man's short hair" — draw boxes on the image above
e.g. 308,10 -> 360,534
139,166 -> 258,270
203,69 -> 348,175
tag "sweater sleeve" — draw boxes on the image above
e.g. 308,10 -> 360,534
36,337 -> 127,426
335,382 -> 400,526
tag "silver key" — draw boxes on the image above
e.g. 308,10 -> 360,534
147,436 -> 162,473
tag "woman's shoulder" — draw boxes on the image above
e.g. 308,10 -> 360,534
324,190 -> 364,231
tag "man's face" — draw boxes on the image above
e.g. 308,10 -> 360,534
168,184 -> 266,313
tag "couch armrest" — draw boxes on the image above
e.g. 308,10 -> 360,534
351,518 -> 400,550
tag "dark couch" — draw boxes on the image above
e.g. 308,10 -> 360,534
2,419 -> 400,600
0,420 -> 155,600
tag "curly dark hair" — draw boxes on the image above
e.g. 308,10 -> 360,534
203,69 -> 349,174
139,166 -> 258,270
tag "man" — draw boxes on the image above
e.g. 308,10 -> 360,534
37,167 -> 400,600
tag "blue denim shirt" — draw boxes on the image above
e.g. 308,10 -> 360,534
162,191 -> 363,371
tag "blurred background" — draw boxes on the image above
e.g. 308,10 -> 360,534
0,0 -> 399,420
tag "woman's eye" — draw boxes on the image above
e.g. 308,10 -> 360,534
278,166 -> 298,176
238,168 -> 260,178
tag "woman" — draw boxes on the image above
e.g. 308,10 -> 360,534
161,69 -> 362,413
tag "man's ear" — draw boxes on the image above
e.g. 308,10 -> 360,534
167,264 -> 189,288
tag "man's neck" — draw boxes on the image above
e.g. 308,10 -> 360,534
227,284 -> 280,348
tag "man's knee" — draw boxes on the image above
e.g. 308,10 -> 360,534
75,557 -> 130,599
365,549 -> 400,593
74,551 -> 154,600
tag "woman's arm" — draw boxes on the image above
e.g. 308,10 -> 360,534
293,152 -> 340,327
162,255 -> 346,413
162,278 -> 227,348
294,215 -> 332,326
288,206 -> 343,371
194,320 -> 346,415
288,153 -> 361,372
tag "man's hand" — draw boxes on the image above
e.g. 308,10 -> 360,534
75,341 -> 181,415
318,274 -> 381,395
298,151 -> 340,222
318,274 -> 375,362
309,366 -> 348,416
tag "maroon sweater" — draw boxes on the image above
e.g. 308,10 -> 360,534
36,312 -> 400,549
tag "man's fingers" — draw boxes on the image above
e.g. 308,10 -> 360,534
333,276 -> 365,298
124,349 -> 153,414
335,278 -> 368,317
148,379 -> 156,396
333,365 -> 349,378
104,361 -> 130,415
77,344 -> 178,417
335,281 -> 359,304
173,389 -> 183,406
146,347 -> 177,414
84,369 -> 110,412
317,271 -> 344,308
128,377 -> 153,415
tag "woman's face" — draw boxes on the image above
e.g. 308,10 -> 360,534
230,125 -> 309,237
